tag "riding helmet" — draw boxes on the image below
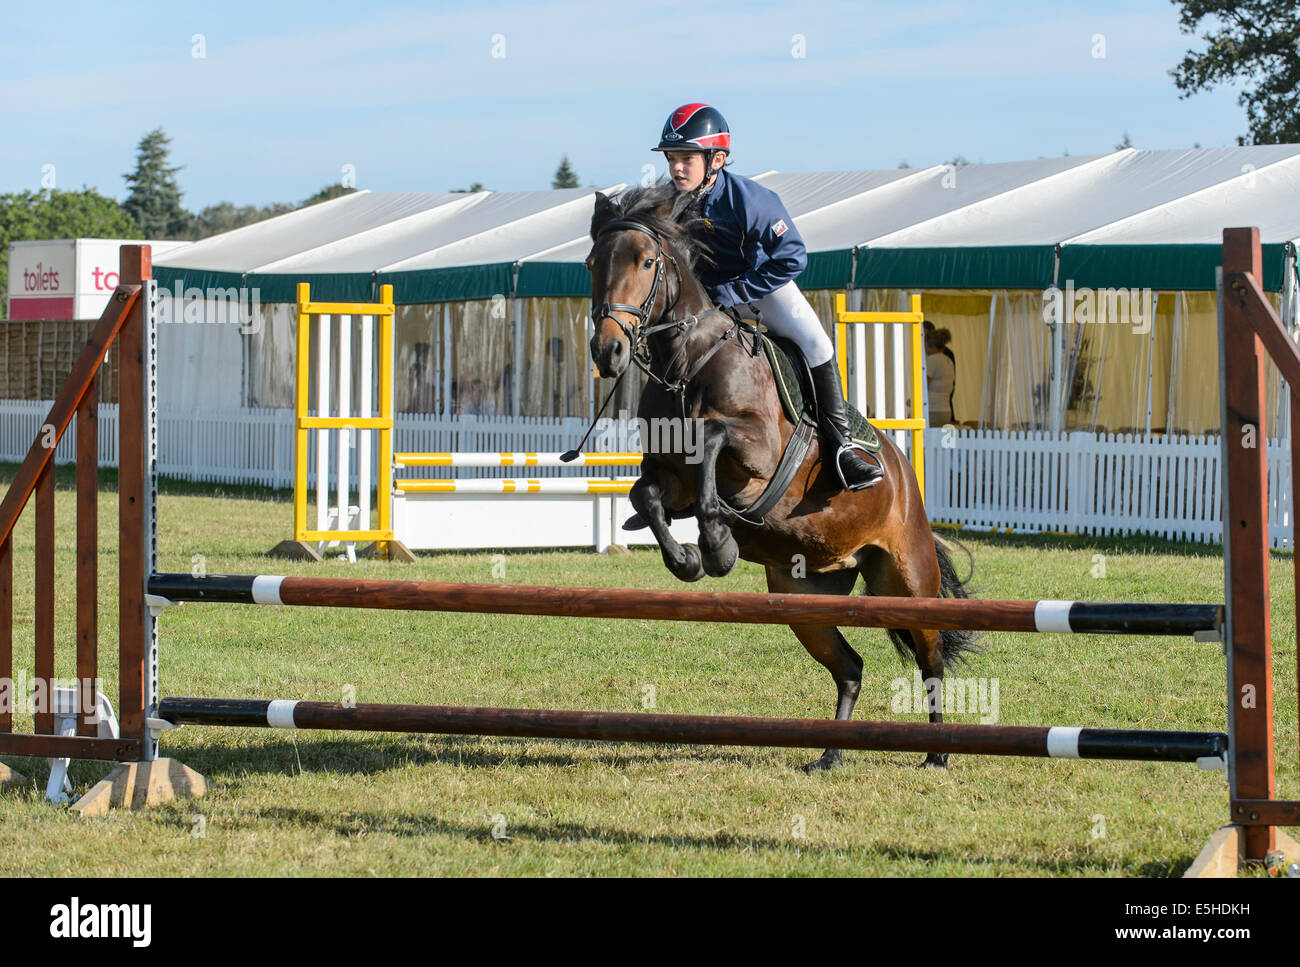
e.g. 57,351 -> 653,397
652,104 -> 731,154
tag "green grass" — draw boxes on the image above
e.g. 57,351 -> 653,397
0,465 -> 1295,876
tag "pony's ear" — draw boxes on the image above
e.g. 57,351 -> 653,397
590,191 -> 618,240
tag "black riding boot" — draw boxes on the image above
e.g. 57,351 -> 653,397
809,360 -> 884,491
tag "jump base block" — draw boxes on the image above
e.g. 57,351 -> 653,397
70,758 -> 206,816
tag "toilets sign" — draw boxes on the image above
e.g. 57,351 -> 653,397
7,239 -> 191,320
8,241 -> 75,319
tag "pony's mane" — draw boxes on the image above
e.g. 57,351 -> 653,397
592,179 -> 713,273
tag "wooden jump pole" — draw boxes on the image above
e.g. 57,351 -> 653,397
146,573 -> 1222,636
157,697 -> 1229,763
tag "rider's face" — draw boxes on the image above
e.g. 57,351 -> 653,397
665,151 -> 721,191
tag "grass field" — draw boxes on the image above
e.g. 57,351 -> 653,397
1,466 -> 1296,876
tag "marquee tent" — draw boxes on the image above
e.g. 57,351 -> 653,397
151,145 -> 1299,434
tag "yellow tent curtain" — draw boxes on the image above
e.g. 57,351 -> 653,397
238,286 -> 1289,435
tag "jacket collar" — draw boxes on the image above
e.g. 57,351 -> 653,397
700,166 -> 726,202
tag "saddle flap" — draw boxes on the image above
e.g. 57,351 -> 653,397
759,334 -> 881,453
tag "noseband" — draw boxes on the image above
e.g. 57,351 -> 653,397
590,219 -> 677,341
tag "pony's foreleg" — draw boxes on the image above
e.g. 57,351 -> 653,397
692,418 -> 739,577
629,472 -> 705,583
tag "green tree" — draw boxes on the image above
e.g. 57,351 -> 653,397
193,202 -> 263,237
552,156 -> 580,188
1170,0 -> 1300,144
122,128 -> 193,238
1115,131 -> 1134,149
189,186 -> 353,240
300,183 -> 358,207
0,187 -> 139,316
452,182 -> 486,193
192,201 -> 297,238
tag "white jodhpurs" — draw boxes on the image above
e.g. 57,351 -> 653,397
748,281 -> 835,367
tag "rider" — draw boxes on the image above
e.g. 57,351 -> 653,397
652,103 -> 883,492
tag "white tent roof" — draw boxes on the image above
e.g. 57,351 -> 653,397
865,146 -> 1300,248
1065,152 -> 1300,246
159,191 -> 465,273
771,155 -> 1107,252
153,145 -> 1300,299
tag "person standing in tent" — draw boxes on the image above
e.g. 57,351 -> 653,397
653,103 -> 883,492
923,322 -> 957,427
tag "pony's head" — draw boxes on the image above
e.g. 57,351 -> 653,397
586,180 -> 711,377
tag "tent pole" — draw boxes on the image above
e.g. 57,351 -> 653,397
979,292 -> 997,429
1144,293 -> 1158,437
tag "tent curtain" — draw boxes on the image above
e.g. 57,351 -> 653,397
212,278 -> 1300,437
519,297 -> 600,419
246,302 -> 294,409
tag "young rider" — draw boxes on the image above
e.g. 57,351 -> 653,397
652,103 -> 883,492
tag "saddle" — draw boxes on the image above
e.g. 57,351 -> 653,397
760,333 -> 881,455
625,331 -> 881,530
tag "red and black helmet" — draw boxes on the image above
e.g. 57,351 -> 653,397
652,103 -> 731,154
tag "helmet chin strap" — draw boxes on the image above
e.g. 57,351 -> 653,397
688,150 -> 720,195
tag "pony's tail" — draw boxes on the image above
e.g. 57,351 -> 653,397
885,535 -> 982,671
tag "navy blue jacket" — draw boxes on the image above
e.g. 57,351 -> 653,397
695,168 -> 807,308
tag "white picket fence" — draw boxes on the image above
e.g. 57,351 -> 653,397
923,428 -> 1294,549
0,402 -> 619,488
1,401 -> 1291,548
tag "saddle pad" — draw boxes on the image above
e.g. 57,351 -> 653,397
760,334 -> 881,453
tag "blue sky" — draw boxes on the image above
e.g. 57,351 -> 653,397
0,0 -> 1250,210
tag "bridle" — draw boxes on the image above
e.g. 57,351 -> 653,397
590,218 -> 755,396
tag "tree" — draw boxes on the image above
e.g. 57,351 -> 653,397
945,155 -> 971,168
190,185 -> 353,240
1170,0 -> 1300,144
552,156 -> 580,188
1115,131 -> 1134,149
192,201 -> 295,238
300,183 -> 358,207
897,160 -> 912,169
452,182 -> 486,193
122,128 -> 193,238
0,187 -> 139,316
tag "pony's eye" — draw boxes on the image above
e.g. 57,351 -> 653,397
643,258 -> 654,269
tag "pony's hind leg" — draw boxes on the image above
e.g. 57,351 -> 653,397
764,565 -> 862,773
858,546 -> 950,768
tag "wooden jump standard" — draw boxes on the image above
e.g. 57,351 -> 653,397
146,573 -> 1222,636
0,236 -> 1296,876
157,698 -> 1227,763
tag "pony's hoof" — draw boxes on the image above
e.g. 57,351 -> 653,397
668,543 -> 706,583
701,534 -> 738,577
801,751 -> 843,773
920,754 -> 948,770
621,512 -> 650,531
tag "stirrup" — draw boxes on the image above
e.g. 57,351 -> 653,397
834,442 -> 883,492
